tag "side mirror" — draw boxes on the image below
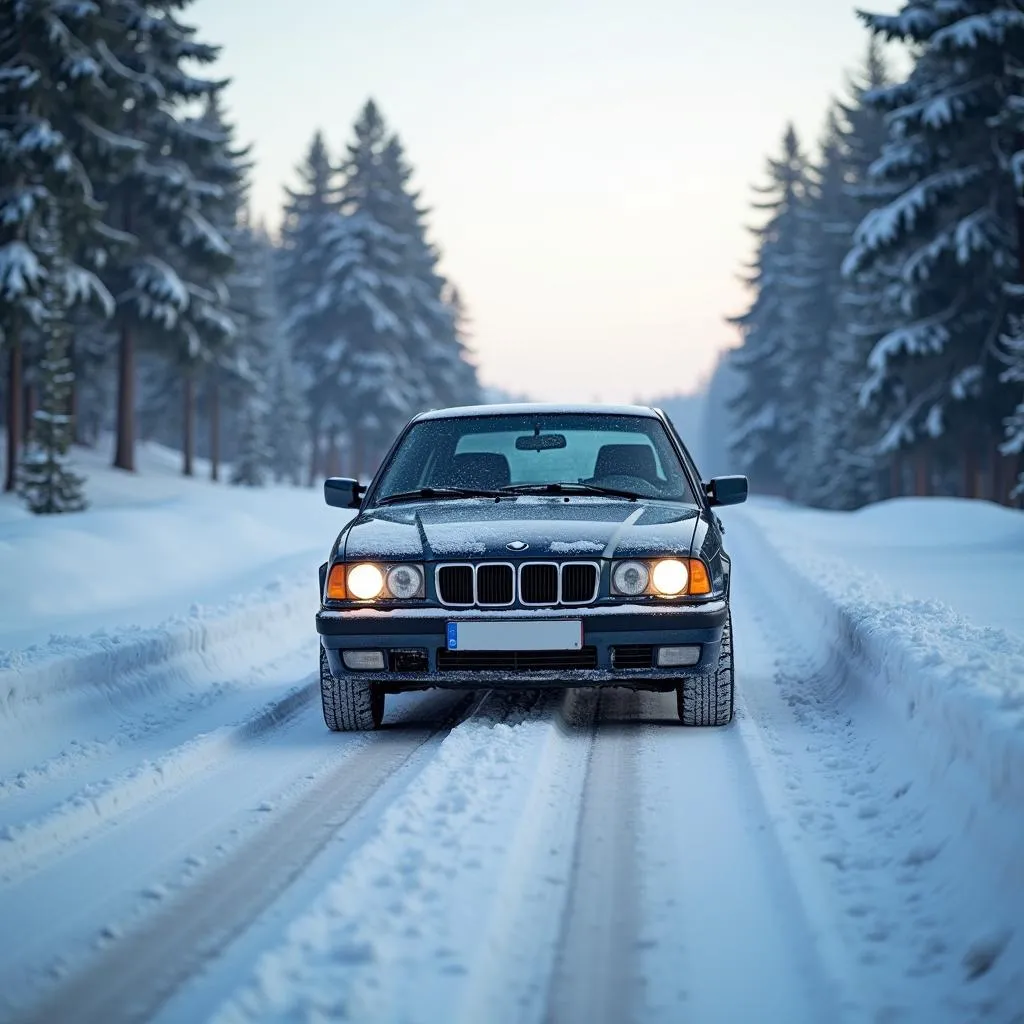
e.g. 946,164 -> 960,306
706,475 -> 748,507
324,477 -> 364,509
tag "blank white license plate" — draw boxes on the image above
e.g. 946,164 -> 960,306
446,619 -> 583,651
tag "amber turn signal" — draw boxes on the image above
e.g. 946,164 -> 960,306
687,558 -> 712,595
325,564 -> 347,600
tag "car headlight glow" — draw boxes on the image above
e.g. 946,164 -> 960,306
386,563 -> 423,600
612,560 -> 649,596
347,563 -> 385,600
651,558 -> 689,596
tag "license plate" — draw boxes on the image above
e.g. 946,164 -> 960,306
446,619 -> 583,651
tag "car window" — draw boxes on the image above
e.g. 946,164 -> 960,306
371,413 -> 697,503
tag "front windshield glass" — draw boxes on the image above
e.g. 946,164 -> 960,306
371,413 -> 698,504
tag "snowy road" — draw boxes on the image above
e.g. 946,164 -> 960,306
1,507 -> 1022,1023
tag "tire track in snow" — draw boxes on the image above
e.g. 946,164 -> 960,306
544,688 -> 641,1024
0,677 -> 318,882
8,690 -> 480,1024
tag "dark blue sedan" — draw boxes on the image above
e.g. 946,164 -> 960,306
316,404 -> 747,730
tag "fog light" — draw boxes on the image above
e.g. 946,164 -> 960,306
657,645 -> 701,667
342,650 -> 385,670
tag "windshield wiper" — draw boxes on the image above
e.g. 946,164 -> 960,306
377,486 -> 504,505
498,482 -> 643,501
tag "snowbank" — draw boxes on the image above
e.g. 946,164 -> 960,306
0,438 -> 340,648
0,437 -> 350,719
735,498 -> 1024,813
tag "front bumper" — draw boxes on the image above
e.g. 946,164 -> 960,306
316,600 -> 728,690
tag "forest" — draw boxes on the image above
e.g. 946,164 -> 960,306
717,5 -> 1024,509
0,1 -> 480,513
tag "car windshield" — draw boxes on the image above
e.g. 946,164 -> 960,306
370,413 -> 698,504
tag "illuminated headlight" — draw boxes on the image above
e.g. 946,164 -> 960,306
611,560 -> 649,596
386,564 -> 423,600
347,563 -> 385,600
651,559 -> 689,596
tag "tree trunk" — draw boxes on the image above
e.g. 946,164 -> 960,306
114,322 -> 135,471
889,453 -> 902,499
209,373 -> 220,482
307,431 -> 320,487
4,344 -> 22,492
914,448 -> 930,496
23,383 -> 37,450
353,427 -> 364,482
69,336 -> 80,446
182,373 -> 195,477
962,437 -> 978,499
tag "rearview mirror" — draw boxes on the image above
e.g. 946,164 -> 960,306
324,477 -> 364,509
516,432 -> 567,451
706,475 -> 748,507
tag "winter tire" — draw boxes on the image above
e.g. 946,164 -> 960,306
676,612 -> 734,726
320,646 -> 385,731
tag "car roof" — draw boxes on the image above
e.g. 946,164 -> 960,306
412,402 -> 664,422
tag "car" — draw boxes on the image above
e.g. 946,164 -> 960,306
315,403 -> 748,731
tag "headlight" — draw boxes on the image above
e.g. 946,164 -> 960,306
386,564 -> 423,599
347,563 -> 385,600
612,560 -> 649,596
651,558 -> 689,596
610,557 -> 713,597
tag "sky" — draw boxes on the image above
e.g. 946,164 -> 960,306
194,0 -> 899,403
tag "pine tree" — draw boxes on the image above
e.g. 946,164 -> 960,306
727,125 -> 815,498
277,130 -> 341,482
0,0 -> 129,491
88,0 -> 235,474
806,43 -> 893,509
267,350 -> 308,485
19,250 -> 87,514
228,222 -> 277,487
849,2 -> 1024,498
325,101 -> 420,472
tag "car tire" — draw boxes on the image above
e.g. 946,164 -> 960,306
676,612 -> 734,726
320,646 -> 385,731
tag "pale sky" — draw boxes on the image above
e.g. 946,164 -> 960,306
194,0 -> 896,403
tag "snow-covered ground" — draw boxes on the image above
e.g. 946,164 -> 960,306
1,466 -> 1022,1024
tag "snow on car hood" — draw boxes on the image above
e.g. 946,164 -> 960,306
340,497 -> 702,561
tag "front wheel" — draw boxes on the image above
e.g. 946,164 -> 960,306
676,613 -> 734,726
320,646 -> 385,731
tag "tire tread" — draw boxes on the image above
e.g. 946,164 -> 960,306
320,647 -> 383,731
676,614 -> 734,726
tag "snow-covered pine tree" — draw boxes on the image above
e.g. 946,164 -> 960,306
327,101 -> 420,473
376,134 -> 480,411
277,131 -> 341,483
849,2 -> 1024,499
0,0 -> 128,491
187,95 -> 251,481
444,284 -> 482,404
19,247 -> 87,513
727,125 -> 815,498
806,43 -> 893,510
267,350 -> 308,485
228,222 -> 277,487
89,0 -> 234,474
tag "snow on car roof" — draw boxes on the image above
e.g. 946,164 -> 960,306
412,402 -> 662,421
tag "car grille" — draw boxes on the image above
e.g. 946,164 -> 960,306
611,645 -> 654,669
435,561 -> 600,608
520,563 -> 558,605
561,563 -> 599,604
437,647 -> 598,671
437,564 -> 474,606
476,563 -> 514,605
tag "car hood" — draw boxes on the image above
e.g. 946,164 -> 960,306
341,497 -> 702,561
